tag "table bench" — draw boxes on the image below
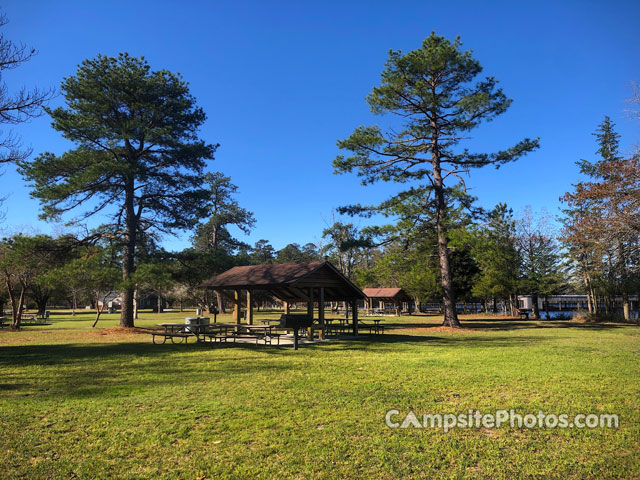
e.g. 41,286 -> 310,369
234,325 -> 283,345
152,323 -> 198,344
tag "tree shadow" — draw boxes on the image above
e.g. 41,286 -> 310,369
0,341 -> 294,398
381,317 -> 633,332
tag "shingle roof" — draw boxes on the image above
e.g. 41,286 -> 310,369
362,287 -> 411,300
199,261 -> 365,301
199,261 -> 326,288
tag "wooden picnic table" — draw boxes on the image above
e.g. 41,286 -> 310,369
370,318 -> 385,334
236,324 -> 283,345
152,323 -> 196,344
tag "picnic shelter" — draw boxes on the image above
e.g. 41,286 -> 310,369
199,261 -> 366,335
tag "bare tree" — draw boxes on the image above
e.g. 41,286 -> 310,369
0,14 -> 54,165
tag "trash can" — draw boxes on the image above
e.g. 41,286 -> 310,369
185,317 -> 200,334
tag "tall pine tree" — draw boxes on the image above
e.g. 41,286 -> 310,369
334,33 -> 539,327
19,54 -> 217,327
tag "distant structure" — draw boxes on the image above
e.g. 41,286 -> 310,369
517,294 -> 639,312
362,288 -> 413,315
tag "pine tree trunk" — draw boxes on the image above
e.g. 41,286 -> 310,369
120,179 -> 137,328
36,296 -> 49,316
544,295 -> 550,319
623,293 -> 630,322
6,276 -> 25,330
216,291 -> 226,314
13,284 -> 25,329
432,160 -> 460,328
531,293 -> 540,319
92,297 -> 105,328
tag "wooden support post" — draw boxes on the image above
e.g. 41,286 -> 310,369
233,289 -> 242,330
352,299 -> 358,335
284,301 -> 290,315
307,288 -> 314,341
318,287 -> 325,340
247,290 -> 253,325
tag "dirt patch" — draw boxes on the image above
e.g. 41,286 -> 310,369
400,326 -> 476,334
95,327 -> 154,335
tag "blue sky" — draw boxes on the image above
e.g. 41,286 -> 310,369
1,0 -> 638,250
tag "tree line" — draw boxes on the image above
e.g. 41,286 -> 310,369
0,20 -> 637,329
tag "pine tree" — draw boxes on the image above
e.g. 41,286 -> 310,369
19,54 -> 216,327
334,33 -> 538,327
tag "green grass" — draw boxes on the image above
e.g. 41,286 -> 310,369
1,310 -> 638,479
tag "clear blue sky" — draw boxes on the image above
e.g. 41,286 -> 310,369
1,0 -> 638,250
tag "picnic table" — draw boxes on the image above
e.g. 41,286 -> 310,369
324,318 -> 350,336
235,324 -> 282,345
18,314 -> 49,326
197,323 -> 237,344
356,319 -> 384,335
370,318 -> 385,334
152,320 -> 282,346
152,323 -> 197,344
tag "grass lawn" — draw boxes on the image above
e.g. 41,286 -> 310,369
0,310 -> 638,479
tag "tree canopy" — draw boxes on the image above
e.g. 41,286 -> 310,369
334,33 -> 539,326
19,53 -> 217,327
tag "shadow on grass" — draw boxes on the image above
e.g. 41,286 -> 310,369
382,318 -> 632,332
310,333 -> 553,353
0,341 -> 295,398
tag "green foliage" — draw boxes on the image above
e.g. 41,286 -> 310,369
321,222 -> 371,278
516,207 -> 565,313
52,245 -> 121,300
247,239 -> 276,265
192,172 -> 255,254
471,203 -> 520,301
0,234 -> 76,326
333,33 -> 539,185
18,53 -> 218,326
275,243 -> 322,264
333,33 -> 539,326
561,117 -> 639,319
20,53 -> 215,230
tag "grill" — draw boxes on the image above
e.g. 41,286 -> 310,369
281,314 -> 313,350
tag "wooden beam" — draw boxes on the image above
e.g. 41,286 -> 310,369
247,290 -> 253,325
352,299 -> 358,335
233,289 -> 242,328
288,286 -> 310,302
318,287 -> 325,340
307,288 -> 314,341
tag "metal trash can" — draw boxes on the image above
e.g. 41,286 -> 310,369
185,317 -> 200,334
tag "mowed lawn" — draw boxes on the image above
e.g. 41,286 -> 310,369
0,311 -> 638,479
